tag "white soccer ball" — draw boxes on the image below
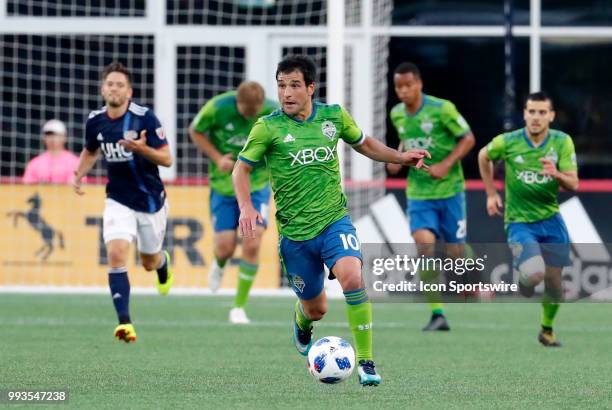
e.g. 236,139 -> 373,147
307,336 -> 355,384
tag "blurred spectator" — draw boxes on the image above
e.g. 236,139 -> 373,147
23,119 -> 82,184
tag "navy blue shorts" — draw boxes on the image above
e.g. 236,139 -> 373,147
507,213 -> 571,268
279,215 -> 362,300
210,186 -> 271,232
407,192 -> 466,243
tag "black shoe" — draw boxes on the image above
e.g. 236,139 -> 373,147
538,327 -> 562,347
518,280 -> 535,298
422,314 -> 450,331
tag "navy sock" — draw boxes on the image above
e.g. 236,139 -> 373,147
108,268 -> 131,324
156,251 -> 168,284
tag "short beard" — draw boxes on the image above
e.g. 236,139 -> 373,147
106,98 -> 125,108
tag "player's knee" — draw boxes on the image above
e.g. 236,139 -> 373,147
518,255 -> 546,283
107,248 -> 128,267
215,242 -> 236,261
241,239 -> 261,259
141,258 -> 158,271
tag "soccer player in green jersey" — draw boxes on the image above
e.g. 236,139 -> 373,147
233,55 -> 429,386
190,81 -> 279,324
479,92 -> 579,347
387,62 -> 475,331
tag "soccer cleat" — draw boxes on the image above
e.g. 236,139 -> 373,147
156,250 -> 173,296
357,360 -> 382,386
114,323 -> 137,343
292,312 -> 313,356
422,314 -> 450,331
518,280 -> 535,298
229,307 -> 250,324
208,260 -> 225,292
538,328 -> 562,347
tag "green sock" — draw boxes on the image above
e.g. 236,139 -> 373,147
234,261 -> 257,308
429,303 -> 444,316
344,288 -> 373,362
294,300 -> 312,330
421,268 -> 444,315
216,257 -> 227,268
541,302 -> 560,328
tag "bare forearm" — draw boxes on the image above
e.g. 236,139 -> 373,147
75,149 -> 99,179
556,172 -> 579,191
353,136 -> 402,163
232,161 -> 253,209
442,132 -> 475,167
189,128 -> 223,163
478,148 -> 498,196
138,146 -> 173,167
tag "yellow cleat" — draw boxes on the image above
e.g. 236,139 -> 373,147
538,329 -> 562,347
114,323 -> 137,343
156,250 -> 173,296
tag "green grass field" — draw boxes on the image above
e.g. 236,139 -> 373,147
1,294 -> 610,409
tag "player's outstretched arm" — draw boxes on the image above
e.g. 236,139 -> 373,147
73,148 -> 100,195
478,147 -> 503,216
232,160 -> 263,238
353,136 -> 430,168
189,126 -> 234,173
386,141 -> 404,175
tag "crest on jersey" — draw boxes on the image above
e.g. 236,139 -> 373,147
545,148 -> 558,164
123,130 -> 137,140
156,127 -> 166,140
420,119 -> 434,134
321,120 -> 337,141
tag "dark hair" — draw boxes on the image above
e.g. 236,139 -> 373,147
394,62 -> 421,78
525,91 -> 554,110
276,55 -> 316,86
101,61 -> 132,85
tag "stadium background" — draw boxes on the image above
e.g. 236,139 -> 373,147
1,0 -> 611,291
2,2 -> 612,408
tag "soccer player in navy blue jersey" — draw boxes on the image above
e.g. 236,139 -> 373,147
72,62 -> 173,343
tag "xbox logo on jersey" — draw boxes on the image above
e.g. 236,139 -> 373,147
289,146 -> 336,166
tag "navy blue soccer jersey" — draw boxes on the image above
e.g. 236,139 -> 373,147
85,101 -> 168,213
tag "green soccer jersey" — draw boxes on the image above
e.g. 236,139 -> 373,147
239,102 -> 364,241
191,91 -> 279,196
486,128 -> 577,224
390,94 -> 471,200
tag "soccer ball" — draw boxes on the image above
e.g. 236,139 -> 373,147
307,336 -> 355,384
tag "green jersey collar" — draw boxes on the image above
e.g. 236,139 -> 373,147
522,127 -> 550,149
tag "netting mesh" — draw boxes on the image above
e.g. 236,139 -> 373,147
0,34 -> 155,179
166,0 -> 362,26
175,46 -> 246,177
7,0 -> 146,17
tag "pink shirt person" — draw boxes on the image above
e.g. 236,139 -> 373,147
23,150 -> 81,184
23,119 -> 83,184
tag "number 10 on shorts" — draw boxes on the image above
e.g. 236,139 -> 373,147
340,233 -> 360,251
